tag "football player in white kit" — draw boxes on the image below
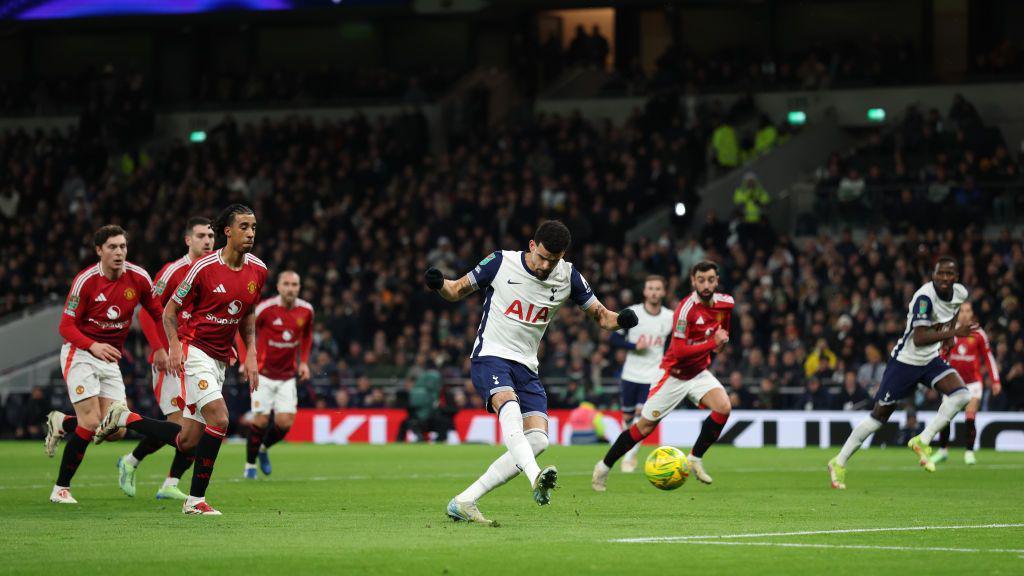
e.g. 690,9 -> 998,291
424,221 -> 638,525
608,275 -> 673,472
829,257 -> 976,488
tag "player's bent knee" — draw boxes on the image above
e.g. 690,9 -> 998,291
635,418 -> 657,437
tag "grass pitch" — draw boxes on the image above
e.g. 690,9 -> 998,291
2,441 -> 1022,575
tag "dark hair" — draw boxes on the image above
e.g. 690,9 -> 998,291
534,220 -> 571,254
184,216 -> 211,236
94,224 -> 126,247
690,260 -> 719,277
645,274 -> 667,288
213,204 -> 255,239
935,255 -> 958,269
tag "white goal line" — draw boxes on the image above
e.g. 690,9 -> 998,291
612,523 -> 1024,543
644,540 -> 1024,554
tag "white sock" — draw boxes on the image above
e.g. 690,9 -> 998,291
124,453 -> 140,467
245,463 -> 257,470
457,429 -> 548,503
185,495 -> 204,507
921,389 -> 971,443
595,460 -> 609,473
836,416 -> 883,467
162,477 -> 179,489
497,401 -> 541,485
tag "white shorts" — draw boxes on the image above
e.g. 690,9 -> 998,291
61,343 -> 125,404
965,381 -> 983,400
641,369 -> 723,421
151,365 -> 184,416
182,344 -> 227,425
250,376 -> 298,415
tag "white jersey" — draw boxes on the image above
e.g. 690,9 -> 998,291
617,303 -> 674,383
467,250 -> 597,373
892,281 -> 967,366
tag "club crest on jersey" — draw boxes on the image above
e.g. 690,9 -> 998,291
227,300 -> 242,315
504,300 -> 550,324
296,317 -> 305,327
247,281 -> 257,294
124,288 -> 136,300
176,282 -> 191,299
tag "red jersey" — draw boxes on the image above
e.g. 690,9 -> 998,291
254,296 -> 314,380
59,262 -> 164,351
660,291 -> 734,380
171,250 -> 268,362
943,328 -> 1000,386
139,254 -> 194,358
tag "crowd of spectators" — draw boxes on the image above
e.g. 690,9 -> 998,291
0,64 -> 458,117
813,95 -> 1024,234
594,36 -> 921,97
1,95 -> 1022,438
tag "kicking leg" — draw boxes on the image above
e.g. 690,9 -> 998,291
830,402 -> 895,489
449,418 -> 549,525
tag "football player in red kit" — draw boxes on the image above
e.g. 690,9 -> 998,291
593,261 -> 733,491
932,302 -> 1000,466
243,271 -> 313,479
115,216 -> 214,501
44,225 -> 166,504
96,205 -> 267,515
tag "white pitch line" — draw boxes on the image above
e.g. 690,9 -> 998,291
612,523 -> 1024,543
658,541 -> 1024,554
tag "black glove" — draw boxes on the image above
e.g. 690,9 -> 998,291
424,267 -> 445,291
617,308 -> 639,330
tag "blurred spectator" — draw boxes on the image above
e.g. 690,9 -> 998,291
797,377 -> 831,410
833,371 -> 871,410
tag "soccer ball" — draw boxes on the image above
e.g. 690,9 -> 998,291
644,446 -> 690,490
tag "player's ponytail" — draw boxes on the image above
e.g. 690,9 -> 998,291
213,203 -> 254,241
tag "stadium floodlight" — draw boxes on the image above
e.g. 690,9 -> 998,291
787,110 -> 806,126
867,108 -> 886,122
674,202 -> 686,217
189,130 -> 207,143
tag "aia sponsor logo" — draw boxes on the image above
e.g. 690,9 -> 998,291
503,300 -> 550,324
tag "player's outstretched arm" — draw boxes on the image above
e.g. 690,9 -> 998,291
586,302 -> 638,332
424,267 -> 478,302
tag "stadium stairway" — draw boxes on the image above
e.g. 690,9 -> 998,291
627,112 -> 855,242
0,303 -> 62,398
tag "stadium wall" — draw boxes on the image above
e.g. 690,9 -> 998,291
289,409 -> 1024,451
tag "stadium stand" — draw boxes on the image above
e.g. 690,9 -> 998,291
1,84 -> 1021,438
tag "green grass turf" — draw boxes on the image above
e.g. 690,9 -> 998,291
1,440 -> 1023,575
